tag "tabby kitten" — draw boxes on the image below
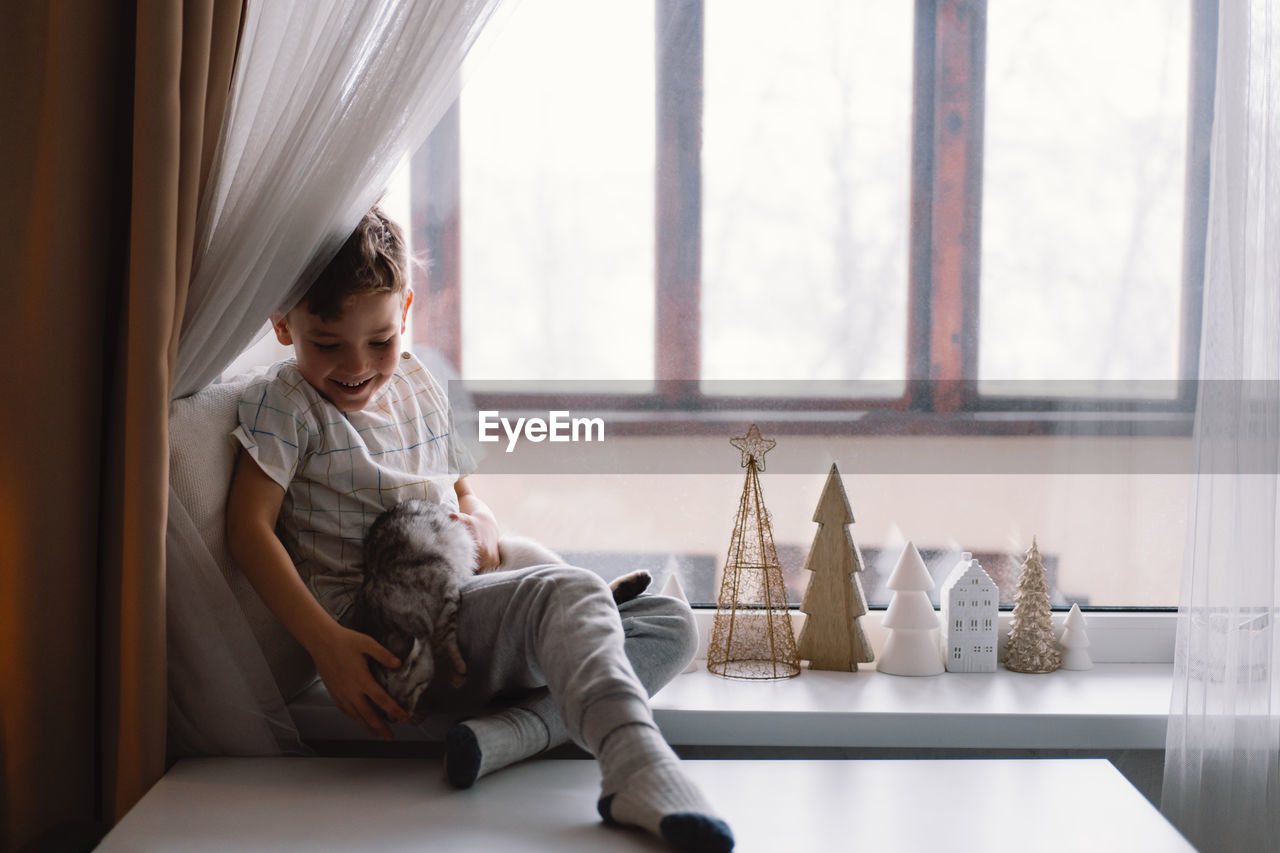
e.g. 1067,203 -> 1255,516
356,499 -> 651,722
358,500 -> 474,720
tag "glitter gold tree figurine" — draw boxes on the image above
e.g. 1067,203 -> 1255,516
1004,537 -> 1062,673
796,463 -> 874,671
706,425 -> 801,680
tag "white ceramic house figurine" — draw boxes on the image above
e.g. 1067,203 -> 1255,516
1059,603 -> 1093,670
878,541 -> 945,676
940,552 -> 999,673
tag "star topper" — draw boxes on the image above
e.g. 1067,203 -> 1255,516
730,424 -> 776,471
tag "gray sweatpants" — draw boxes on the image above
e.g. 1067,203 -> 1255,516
416,564 -> 698,754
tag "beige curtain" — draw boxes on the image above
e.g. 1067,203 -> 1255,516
0,2 -> 240,848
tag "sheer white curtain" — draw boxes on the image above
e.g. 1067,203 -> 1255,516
167,0 -> 507,756
1162,2 -> 1280,850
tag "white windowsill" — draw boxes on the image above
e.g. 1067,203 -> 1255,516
296,611 -> 1176,751
652,663 -> 1172,750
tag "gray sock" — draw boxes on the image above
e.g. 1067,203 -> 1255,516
595,723 -> 734,852
444,707 -> 550,789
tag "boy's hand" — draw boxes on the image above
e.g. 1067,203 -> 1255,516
310,624 -> 410,740
452,510 -> 501,571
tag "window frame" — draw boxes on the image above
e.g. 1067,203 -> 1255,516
409,0 -> 1217,437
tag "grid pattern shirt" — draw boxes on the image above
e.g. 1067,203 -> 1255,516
233,352 -> 472,623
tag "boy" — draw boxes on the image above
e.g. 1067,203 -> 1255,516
225,208 -> 733,852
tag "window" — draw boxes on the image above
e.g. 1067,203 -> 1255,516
412,0 -> 1212,416
404,0 -> 1216,609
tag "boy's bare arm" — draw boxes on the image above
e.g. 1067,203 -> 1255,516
225,451 -> 409,738
453,476 -> 502,572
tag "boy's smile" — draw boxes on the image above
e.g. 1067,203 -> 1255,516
273,290 -> 414,413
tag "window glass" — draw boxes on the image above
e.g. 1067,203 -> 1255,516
980,1 -> 1191,393
460,0 -> 655,384
701,0 -> 912,394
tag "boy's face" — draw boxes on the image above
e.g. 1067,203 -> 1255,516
273,290 -> 413,413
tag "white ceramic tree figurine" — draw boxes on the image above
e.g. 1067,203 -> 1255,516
1059,603 -> 1093,671
877,541 -> 945,676
1004,537 -> 1062,673
660,568 -> 699,673
796,463 -> 874,671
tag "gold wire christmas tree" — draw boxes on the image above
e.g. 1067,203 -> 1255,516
707,425 -> 801,680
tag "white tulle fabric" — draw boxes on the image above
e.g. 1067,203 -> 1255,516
166,0 -> 506,757
1162,3 -> 1280,849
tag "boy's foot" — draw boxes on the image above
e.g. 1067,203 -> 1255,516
444,707 -> 550,789
596,723 -> 734,852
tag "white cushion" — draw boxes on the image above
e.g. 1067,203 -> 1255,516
169,371 -> 317,701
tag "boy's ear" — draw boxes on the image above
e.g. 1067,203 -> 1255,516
400,290 -> 414,332
271,313 -> 293,346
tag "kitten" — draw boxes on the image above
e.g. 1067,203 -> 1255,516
356,499 -> 651,722
357,500 -> 474,721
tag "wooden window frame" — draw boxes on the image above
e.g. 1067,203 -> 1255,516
410,0 -> 1216,438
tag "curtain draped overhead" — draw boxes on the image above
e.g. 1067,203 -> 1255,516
1162,2 -> 1280,850
175,0 -> 507,399
167,0 -> 507,758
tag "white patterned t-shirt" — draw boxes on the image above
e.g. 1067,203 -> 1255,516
232,352 -> 472,623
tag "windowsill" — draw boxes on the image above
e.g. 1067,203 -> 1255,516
652,663 -> 1172,751
294,613 -> 1175,752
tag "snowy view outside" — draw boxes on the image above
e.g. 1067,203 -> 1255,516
460,0 -> 655,383
700,1 -> 912,391
981,0 -> 1189,390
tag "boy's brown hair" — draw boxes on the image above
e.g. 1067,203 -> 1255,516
305,207 -> 408,320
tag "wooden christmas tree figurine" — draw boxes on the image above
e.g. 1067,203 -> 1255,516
796,463 -> 874,671
707,425 -> 801,680
1004,538 -> 1062,673
1059,603 -> 1093,671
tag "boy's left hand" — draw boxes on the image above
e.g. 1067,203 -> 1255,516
452,510 -> 501,571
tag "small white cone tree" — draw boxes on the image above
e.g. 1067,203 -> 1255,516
1059,603 -> 1093,671
877,541 -> 945,676
661,569 -> 700,673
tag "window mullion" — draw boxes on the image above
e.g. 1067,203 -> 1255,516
410,101 -> 462,373
655,0 -> 703,397
907,0 -> 938,408
927,0 -> 986,412
1179,0 -> 1217,398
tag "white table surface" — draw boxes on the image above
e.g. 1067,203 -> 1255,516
99,757 -> 1194,852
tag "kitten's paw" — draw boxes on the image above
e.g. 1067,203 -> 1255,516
610,570 -> 652,605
